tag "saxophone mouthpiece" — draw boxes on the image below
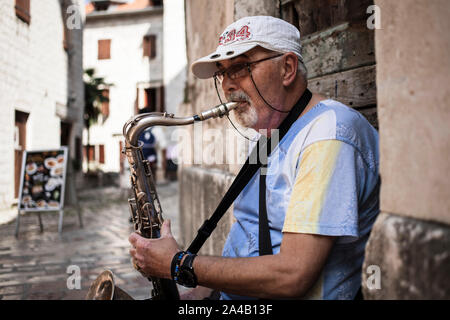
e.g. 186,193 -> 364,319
225,101 -> 239,110
196,102 -> 239,121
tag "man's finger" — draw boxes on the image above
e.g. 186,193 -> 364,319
160,219 -> 172,238
129,232 -> 143,246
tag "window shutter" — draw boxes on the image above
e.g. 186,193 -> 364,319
98,39 -> 111,60
150,35 -> 157,59
159,86 -> 165,112
63,27 -> 68,51
99,145 -> 105,164
144,35 -> 156,59
89,146 -> 95,162
143,36 -> 151,57
63,18 -> 69,51
15,0 -> 31,24
85,145 -> 96,162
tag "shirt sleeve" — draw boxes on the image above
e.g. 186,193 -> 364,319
283,139 -> 361,238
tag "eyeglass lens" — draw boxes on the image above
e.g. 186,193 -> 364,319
216,63 -> 248,83
215,54 -> 283,83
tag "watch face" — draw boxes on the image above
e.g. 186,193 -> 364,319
178,268 -> 196,288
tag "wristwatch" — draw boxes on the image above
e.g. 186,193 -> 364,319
176,253 -> 198,288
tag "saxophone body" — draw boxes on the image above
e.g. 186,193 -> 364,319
86,102 -> 238,300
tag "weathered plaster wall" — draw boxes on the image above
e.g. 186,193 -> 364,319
375,0 -> 450,225
363,0 -> 450,299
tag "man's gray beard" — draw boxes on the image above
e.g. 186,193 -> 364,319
227,92 -> 258,128
235,104 -> 258,128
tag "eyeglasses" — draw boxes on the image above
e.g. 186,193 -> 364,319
213,53 -> 283,83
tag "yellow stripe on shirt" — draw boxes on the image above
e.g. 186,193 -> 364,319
283,140 -> 343,234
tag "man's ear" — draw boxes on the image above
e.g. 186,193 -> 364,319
281,52 -> 298,87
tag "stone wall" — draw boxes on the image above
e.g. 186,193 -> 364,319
362,0 -> 450,299
180,0 -> 236,253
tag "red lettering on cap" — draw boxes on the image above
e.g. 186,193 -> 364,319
219,25 -> 251,45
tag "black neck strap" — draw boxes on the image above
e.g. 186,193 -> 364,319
187,89 -> 313,254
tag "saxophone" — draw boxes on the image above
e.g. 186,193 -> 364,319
86,102 -> 238,300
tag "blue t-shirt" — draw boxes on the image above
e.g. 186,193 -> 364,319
221,99 -> 380,300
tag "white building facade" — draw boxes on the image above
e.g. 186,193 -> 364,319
0,0 -> 84,216
83,1 -> 166,174
163,0 -> 187,141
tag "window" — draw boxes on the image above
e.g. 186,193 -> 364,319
98,39 -> 111,60
135,85 -> 164,114
93,2 -> 110,11
151,0 -> 163,6
15,0 -> 31,24
145,86 -> 165,112
143,35 -> 156,59
144,88 -> 157,112
85,145 -> 95,162
83,145 -> 105,165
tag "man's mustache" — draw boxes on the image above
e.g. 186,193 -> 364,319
227,91 -> 250,103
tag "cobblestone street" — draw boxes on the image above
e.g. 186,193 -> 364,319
0,181 -> 185,300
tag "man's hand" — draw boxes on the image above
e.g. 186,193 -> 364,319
129,219 -> 180,279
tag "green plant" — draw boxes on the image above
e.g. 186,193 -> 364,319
83,68 -> 113,172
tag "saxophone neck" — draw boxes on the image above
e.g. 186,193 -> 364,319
123,102 -> 238,147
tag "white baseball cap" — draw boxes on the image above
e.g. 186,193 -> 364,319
191,16 -> 303,79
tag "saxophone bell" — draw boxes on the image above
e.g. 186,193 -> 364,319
86,270 -> 134,300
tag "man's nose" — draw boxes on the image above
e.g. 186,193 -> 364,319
221,75 -> 239,96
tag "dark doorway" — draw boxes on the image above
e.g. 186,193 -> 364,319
14,111 -> 29,198
60,121 -> 72,146
145,87 -> 157,112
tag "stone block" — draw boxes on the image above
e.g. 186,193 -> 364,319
234,0 -> 279,20
362,212 -> 450,299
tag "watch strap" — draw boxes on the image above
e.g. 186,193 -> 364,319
182,253 -> 197,270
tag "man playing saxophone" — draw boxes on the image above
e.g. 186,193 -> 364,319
129,16 -> 380,300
